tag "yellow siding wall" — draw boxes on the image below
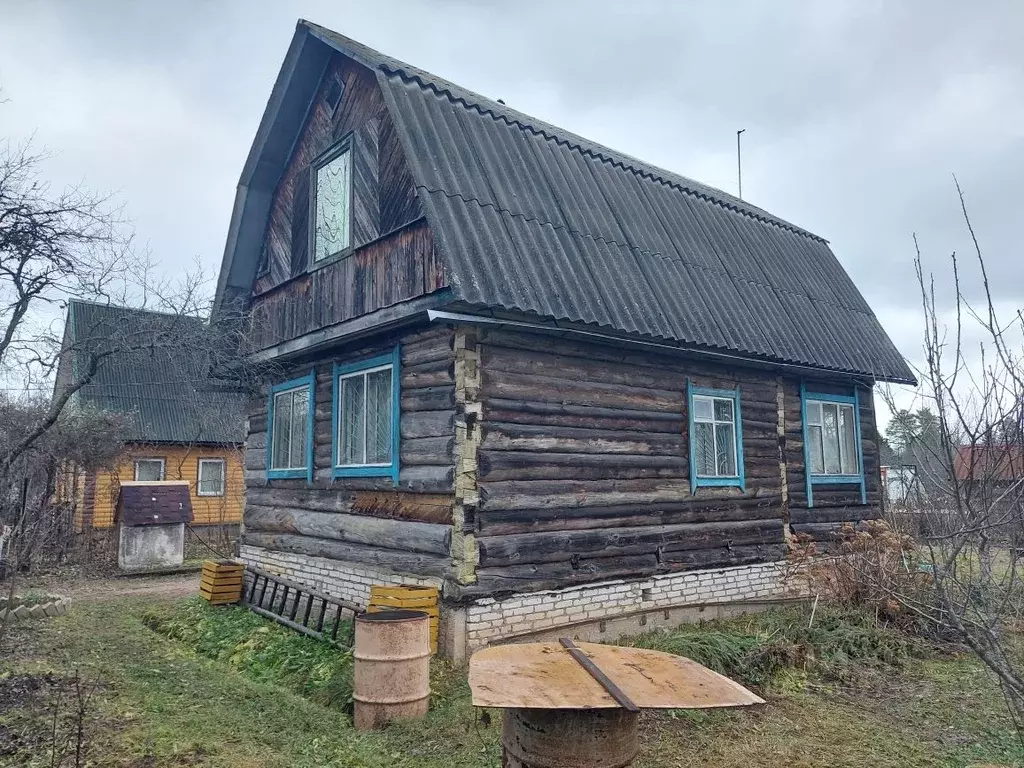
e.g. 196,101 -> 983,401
76,444 -> 244,529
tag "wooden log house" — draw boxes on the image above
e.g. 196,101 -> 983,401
213,21 -> 915,658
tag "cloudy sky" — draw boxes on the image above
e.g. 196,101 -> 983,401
1,0 -> 1021,417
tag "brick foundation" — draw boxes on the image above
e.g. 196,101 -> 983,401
239,546 -> 795,660
238,545 -> 442,606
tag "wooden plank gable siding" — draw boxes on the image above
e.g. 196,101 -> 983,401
241,325 -> 458,579
249,53 -> 441,351
466,329 -> 881,594
248,220 -> 444,350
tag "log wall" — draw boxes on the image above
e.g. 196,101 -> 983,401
240,324 -> 457,580
467,329 -> 881,593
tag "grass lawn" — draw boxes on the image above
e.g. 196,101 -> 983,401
2,592 -> 1023,767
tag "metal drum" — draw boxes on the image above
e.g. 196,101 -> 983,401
353,609 -> 431,730
501,707 -> 640,768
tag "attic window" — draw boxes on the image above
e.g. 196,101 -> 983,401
312,142 -> 352,262
324,75 -> 345,114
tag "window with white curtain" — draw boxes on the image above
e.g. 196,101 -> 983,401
805,399 -> 859,476
337,364 -> 393,467
270,383 -> 311,472
197,458 -> 226,496
134,458 -> 165,482
691,394 -> 739,478
313,146 -> 352,262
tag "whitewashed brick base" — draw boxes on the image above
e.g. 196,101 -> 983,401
239,545 -> 442,607
239,546 -> 794,659
465,561 -> 791,650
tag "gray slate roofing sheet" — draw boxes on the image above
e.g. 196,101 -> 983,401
301,22 -> 915,383
66,301 -> 245,445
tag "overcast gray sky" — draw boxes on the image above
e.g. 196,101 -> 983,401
1,0 -> 1021,417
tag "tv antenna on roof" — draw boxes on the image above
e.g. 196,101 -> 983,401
736,129 -> 746,200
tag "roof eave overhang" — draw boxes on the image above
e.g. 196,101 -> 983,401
213,23 -> 331,319
426,308 -> 917,386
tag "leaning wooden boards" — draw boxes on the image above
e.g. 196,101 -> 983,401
200,560 -> 244,605
367,584 -> 439,653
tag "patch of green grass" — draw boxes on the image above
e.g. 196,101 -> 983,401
3,595 -> 1023,767
142,598 -> 355,710
629,606 -> 918,689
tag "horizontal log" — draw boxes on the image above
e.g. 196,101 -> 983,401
247,432 -> 268,451
790,521 -> 864,541
789,507 -> 881,524
244,505 -> 451,555
402,385 -> 455,411
478,451 -> 686,482
478,519 -> 784,566
481,422 -> 683,456
398,465 -> 454,493
482,371 -> 682,414
662,543 -> 787,568
245,486 -> 453,524
470,554 -> 660,595
240,531 -> 450,578
401,409 -> 455,439
477,498 -> 783,536
400,435 -> 454,465
245,450 -> 266,472
402,337 -> 454,367
486,398 -> 682,423
401,364 -> 454,389
478,330 -> 778,388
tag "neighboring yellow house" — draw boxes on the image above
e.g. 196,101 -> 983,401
54,300 -> 247,532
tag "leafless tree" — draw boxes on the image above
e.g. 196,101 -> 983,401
869,179 -> 1024,732
0,123 -> 259,591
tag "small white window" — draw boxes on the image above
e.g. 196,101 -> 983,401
313,147 -> 352,262
806,399 -> 859,476
692,394 -> 739,478
271,384 -> 311,471
338,364 -> 394,467
134,458 -> 165,482
197,458 -> 226,497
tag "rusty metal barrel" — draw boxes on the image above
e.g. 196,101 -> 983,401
353,609 -> 431,730
501,707 -> 640,768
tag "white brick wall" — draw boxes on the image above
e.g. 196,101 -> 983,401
239,545 -> 442,607
464,561 -> 789,649
239,546 -> 793,657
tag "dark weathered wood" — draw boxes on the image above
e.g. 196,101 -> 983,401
241,531 -> 450,578
402,385 -> 455,411
476,499 -> 783,536
661,543 -> 788,568
244,505 -> 451,555
481,422 -> 683,455
469,554 -> 661,595
477,520 -> 783,567
789,507 -> 881,524
245,486 -> 454,524
401,410 -> 455,439
400,436 -> 455,465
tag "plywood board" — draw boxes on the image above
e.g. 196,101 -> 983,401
469,642 -> 765,710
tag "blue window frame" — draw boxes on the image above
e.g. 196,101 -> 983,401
267,371 -> 316,481
800,382 -> 866,507
687,382 -> 745,493
332,346 -> 401,482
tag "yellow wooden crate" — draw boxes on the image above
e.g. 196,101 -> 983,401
199,560 -> 244,605
368,584 -> 439,653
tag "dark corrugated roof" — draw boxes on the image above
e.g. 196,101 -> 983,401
224,21 -> 914,384
64,301 -> 245,444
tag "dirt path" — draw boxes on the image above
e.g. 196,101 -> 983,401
14,569 -> 200,602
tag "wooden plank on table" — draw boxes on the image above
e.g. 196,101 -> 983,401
469,642 -> 765,710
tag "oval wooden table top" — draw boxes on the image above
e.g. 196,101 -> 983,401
469,641 -> 765,710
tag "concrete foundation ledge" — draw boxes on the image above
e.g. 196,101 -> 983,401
0,594 -> 71,623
